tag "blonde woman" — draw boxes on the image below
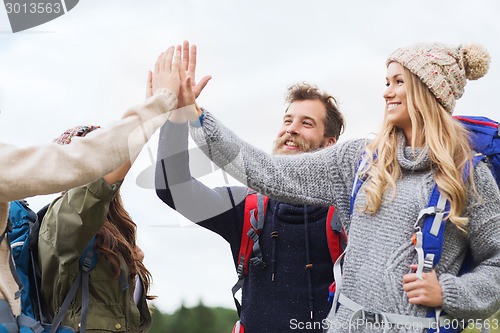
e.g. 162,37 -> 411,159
183,43 -> 500,332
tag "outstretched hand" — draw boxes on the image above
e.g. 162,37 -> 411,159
151,46 -> 182,97
178,40 -> 211,107
402,264 -> 443,307
168,64 -> 200,123
144,41 -> 208,122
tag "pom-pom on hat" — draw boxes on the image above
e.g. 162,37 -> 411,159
386,43 -> 490,113
53,125 -> 100,145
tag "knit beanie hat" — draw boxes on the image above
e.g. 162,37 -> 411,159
386,43 -> 490,113
53,125 -> 100,145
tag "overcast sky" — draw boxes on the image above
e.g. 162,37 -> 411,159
1,0 -> 499,314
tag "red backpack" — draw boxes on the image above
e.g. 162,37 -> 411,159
231,190 -> 347,333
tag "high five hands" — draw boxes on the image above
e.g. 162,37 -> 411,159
145,41 -> 446,311
146,46 -> 181,98
179,40 -> 212,106
146,41 -> 211,122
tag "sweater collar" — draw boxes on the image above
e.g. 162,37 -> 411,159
269,201 -> 329,225
396,131 -> 431,172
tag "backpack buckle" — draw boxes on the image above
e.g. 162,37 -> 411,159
246,228 -> 259,242
81,249 -> 95,272
82,257 -> 92,272
249,256 -> 266,269
423,254 -> 435,273
362,310 -> 383,324
236,256 -> 245,278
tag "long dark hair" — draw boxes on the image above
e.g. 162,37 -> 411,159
54,125 -> 155,298
94,189 -> 155,300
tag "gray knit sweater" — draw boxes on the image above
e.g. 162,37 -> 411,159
191,111 -> 500,333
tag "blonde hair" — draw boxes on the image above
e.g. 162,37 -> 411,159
362,66 -> 474,231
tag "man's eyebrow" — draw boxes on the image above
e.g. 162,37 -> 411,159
303,115 -> 316,121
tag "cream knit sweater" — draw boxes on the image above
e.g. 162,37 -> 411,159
0,89 -> 176,316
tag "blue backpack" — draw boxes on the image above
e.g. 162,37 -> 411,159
454,116 -> 500,187
0,200 -> 98,333
334,115 -> 499,333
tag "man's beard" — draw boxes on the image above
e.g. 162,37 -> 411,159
272,134 -> 312,155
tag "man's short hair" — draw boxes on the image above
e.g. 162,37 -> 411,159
285,82 -> 345,140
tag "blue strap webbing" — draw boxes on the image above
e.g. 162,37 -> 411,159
0,299 -> 17,333
422,155 -> 484,269
350,152 -> 373,215
348,153 -> 485,333
423,155 -> 484,333
420,185 -> 449,267
50,239 -> 97,333
17,315 -> 44,333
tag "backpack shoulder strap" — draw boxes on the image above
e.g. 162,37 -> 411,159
350,151 -> 374,215
30,204 -> 50,253
414,156 -> 485,279
50,238 -> 98,333
236,190 -> 269,276
326,206 -> 348,306
0,298 -> 18,333
412,157 -> 486,333
325,207 -> 347,264
423,115 -> 498,274
7,200 -> 36,302
413,184 -> 448,279
331,151 -> 372,307
231,189 -> 269,316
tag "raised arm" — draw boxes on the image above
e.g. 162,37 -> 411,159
189,110 -> 366,213
155,119 -> 247,226
0,46 -> 181,202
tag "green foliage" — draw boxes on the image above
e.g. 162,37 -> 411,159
147,305 -> 500,333
147,301 -> 238,333
459,311 -> 500,333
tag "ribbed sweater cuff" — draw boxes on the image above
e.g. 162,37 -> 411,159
439,273 -> 461,314
151,89 -> 178,116
199,110 -> 219,135
122,88 -> 177,121
190,110 -> 219,145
